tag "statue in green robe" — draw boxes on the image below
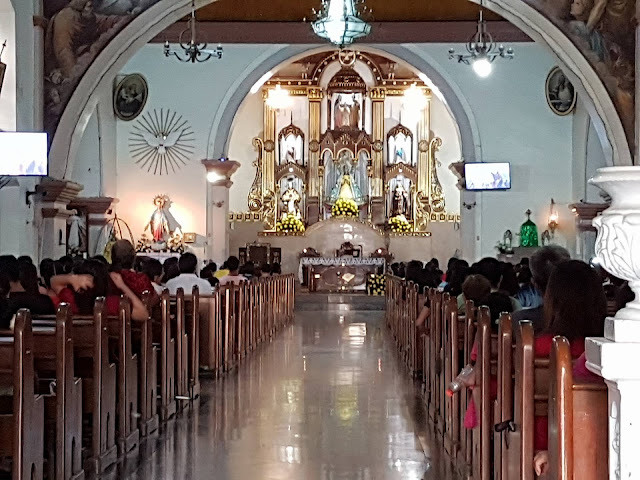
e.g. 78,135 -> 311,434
520,209 -> 539,247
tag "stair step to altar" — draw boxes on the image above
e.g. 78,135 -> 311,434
295,293 -> 385,311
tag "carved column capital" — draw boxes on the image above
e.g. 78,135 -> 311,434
307,87 -> 324,101
369,88 -> 386,101
202,159 -> 241,187
36,179 -> 83,204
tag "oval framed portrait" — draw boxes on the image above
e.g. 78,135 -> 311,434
545,66 -> 577,116
113,73 -> 148,121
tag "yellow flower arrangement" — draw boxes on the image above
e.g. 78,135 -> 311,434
389,215 -> 413,233
331,198 -> 359,218
367,274 -> 386,296
276,213 -> 306,234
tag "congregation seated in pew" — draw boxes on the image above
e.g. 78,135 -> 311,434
165,252 -> 214,295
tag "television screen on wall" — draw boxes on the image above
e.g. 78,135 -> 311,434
0,132 -> 48,176
464,162 -> 511,191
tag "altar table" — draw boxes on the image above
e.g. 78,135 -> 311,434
299,257 -> 386,292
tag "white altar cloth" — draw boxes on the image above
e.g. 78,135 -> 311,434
298,257 -> 386,283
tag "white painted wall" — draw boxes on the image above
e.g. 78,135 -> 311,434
65,41 -> 609,265
0,5 -> 16,131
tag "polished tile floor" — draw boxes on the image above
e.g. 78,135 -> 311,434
119,308 -> 451,479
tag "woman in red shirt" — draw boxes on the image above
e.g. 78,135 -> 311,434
51,259 -> 148,321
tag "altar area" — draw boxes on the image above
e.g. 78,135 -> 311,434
226,49 -> 461,273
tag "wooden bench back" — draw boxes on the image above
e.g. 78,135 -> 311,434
0,310 -> 45,480
548,337 -> 608,480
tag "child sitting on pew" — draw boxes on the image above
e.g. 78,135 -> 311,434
532,260 -> 606,476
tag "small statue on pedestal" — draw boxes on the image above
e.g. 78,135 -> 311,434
281,178 -> 302,220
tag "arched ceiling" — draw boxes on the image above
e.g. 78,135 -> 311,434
196,0 -> 502,22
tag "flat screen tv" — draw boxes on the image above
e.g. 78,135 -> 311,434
0,132 -> 48,176
464,162 -> 511,191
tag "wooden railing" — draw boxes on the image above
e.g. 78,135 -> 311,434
385,274 -> 609,480
0,273 -> 295,480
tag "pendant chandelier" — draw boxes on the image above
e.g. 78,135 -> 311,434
164,0 -> 223,63
448,9 -> 514,78
311,0 -> 372,48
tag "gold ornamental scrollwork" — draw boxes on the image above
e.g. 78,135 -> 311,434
415,191 -> 431,233
262,189 -> 277,231
429,137 -> 446,213
248,138 -> 264,213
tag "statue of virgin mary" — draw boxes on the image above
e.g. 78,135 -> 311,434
330,153 -> 363,203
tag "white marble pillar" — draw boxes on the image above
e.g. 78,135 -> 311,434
35,179 -> 83,260
202,159 -> 240,263
586,167 -> 640,479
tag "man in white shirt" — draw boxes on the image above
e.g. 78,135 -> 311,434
218,256 -> 247,286
165,253 -> 214,295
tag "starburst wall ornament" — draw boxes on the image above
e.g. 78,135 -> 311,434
129,108 -> 195,175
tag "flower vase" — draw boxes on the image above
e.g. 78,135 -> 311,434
591,167 -> 640,341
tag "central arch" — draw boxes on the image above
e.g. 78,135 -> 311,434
205,45 -> 483,166
49,0 -> 632,179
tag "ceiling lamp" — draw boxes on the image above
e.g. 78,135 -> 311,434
311,0 -> 372,48
266,84 -> 292,110
448,8 -> 514,78
164,0 -> 223,63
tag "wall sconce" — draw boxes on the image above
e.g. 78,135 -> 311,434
548,198 -> 559,236
213,201 -> 225,208
463,201 -> 477,210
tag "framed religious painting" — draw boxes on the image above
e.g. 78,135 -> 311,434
113,73 -> 149,121
545,67 -> 577,116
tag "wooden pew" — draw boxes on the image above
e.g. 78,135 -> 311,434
0,310 -> 45,480
443,295 -> 460,457
428,290 -> 443,426
199,292 -> 222,376
31,301 -> 117,476
472,306 -> 493,480
158,290 -> 177,421
506,321 -> 549,480
455,300 -> 476,478
185,286 -> 201,399
138,292 -> 159,437
113,298 -> 140,455
548,337 -> 608,480
494,313 -> 514,480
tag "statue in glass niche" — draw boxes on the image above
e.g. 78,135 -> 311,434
519,209 -> 539,247
391,184 -> 409,218
334,94 -> 361,129
330,151 -> 363,203
281,178 -> 302,220
144,194 -> 182,250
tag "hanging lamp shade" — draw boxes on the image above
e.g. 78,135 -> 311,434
312,0 -> 371,48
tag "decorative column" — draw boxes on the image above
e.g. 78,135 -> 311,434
262,89 -> 277,231
202,159 -> 240,262
370,87 -> 386,224
36,179 -> 83,260
307,87 -> 323,225
416,88 -> 433,233
67,197 -> 118,256
568,202 -> 608,261
585,167 -> 640,479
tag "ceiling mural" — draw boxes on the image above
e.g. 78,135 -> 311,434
524,0 -> 635,143
43,0 -> 160,138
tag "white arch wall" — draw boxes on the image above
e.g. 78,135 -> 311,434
0,0 -> 16,130
63,40 -> 609,263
